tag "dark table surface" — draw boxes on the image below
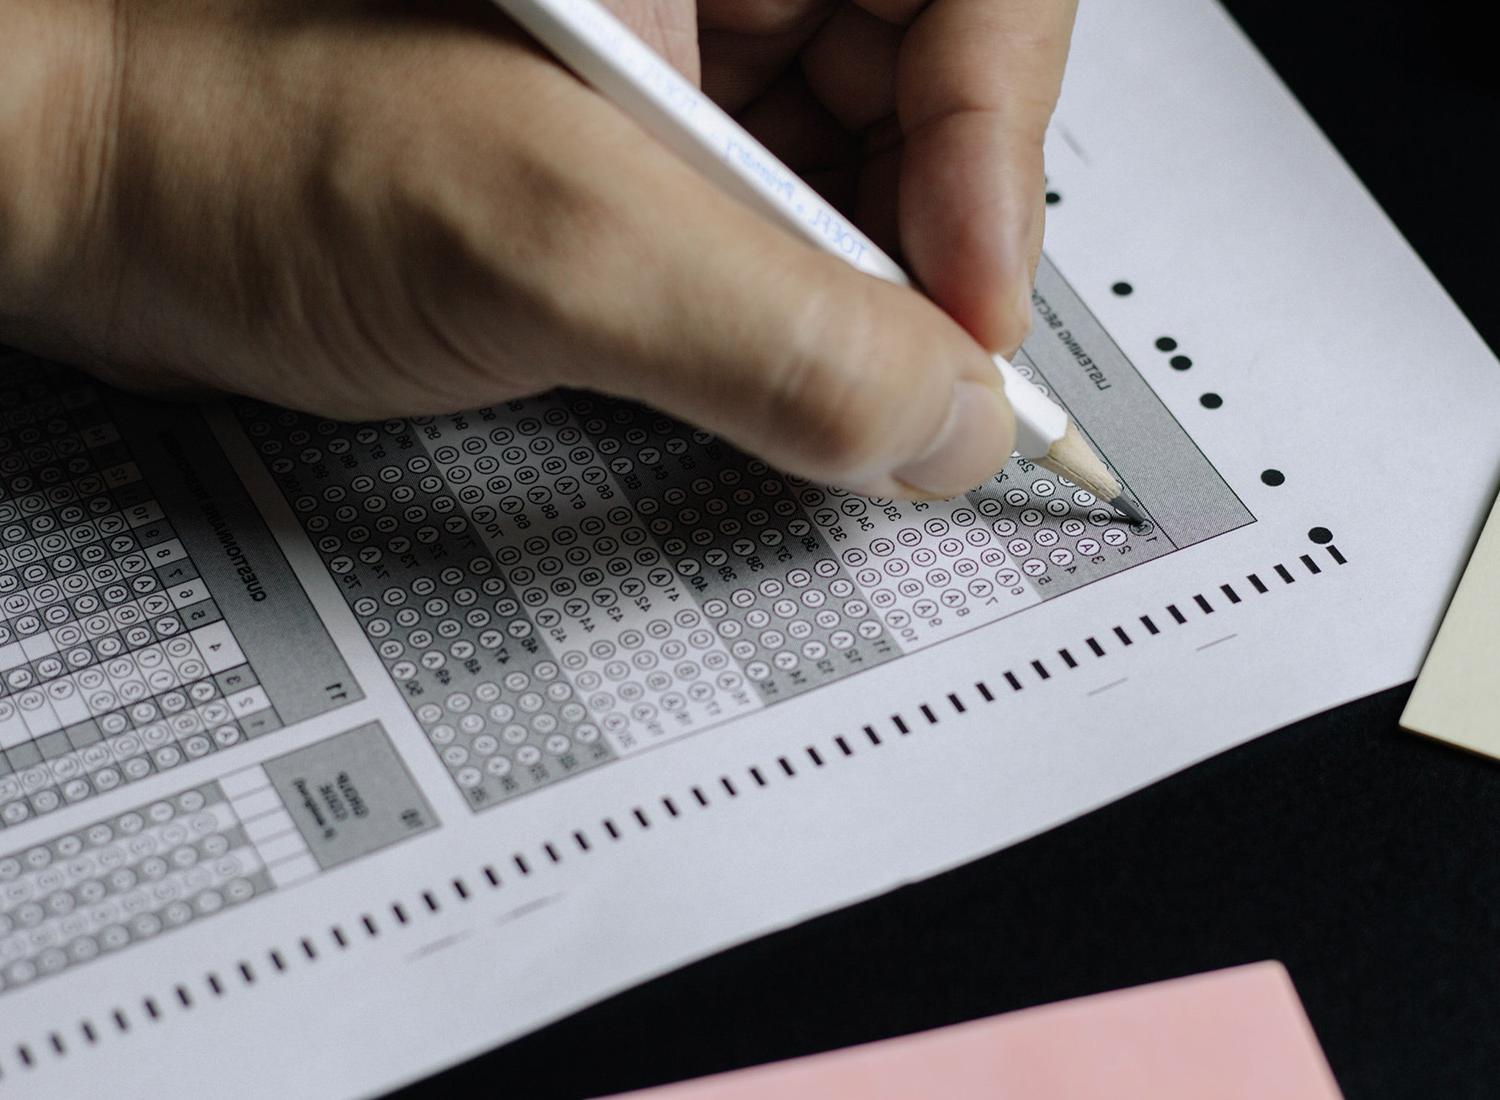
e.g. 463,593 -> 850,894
398,3 -> 1500,1097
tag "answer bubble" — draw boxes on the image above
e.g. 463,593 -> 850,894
1199,393 -> 1223,409
1261,469 -> 1285,486
1111,282 -> 1133,296
1308,527 -> 1333,544
1170,356 -> 1193,371
1155,336 -> 1178,351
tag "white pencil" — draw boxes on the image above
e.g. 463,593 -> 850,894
492,0 -> 1144,524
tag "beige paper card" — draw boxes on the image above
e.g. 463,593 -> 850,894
1403,490 -> 1500,754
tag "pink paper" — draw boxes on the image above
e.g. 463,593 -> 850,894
605,962 -> 1343,1100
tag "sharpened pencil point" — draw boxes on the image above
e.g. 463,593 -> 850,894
1110,495 -> 1146,526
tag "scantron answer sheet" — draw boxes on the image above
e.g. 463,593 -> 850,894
3,2 -> 1498,1095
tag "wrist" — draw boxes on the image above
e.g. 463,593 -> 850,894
0,0 -> 121,358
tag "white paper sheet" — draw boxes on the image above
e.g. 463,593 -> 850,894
2,2 -> 1497,1096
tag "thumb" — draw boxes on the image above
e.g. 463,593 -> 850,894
558,129 -> 1017,499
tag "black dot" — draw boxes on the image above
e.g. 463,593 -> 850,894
1308,526 -> 1333,544
1199,393 -> 1222,408
1112,282 -> 1133,296
1045,191 -> 1061,205
1261,469 -> 1285,486
1155,337 -> 1178,352
1170,355 -> 1193,371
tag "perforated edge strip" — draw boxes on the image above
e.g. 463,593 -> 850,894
0,543 -> 1347,1085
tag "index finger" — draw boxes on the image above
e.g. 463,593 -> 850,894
887,0 -> 1078,354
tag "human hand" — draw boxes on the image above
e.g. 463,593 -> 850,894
0,0 -> 1075,498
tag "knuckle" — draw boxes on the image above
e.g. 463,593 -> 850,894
465,133 -> 648,368
760,288 -> 908,479
371,113 -> 631,384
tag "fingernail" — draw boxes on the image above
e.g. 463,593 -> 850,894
998,277 -> 1035,359
996,202 -> 1038,357
893,382 -> 1015,498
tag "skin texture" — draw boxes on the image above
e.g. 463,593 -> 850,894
0,0 -> 1077,499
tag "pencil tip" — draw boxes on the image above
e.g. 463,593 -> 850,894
1110,495 -> 1147,526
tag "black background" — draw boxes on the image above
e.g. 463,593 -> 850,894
398,2 -> 1500,1096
